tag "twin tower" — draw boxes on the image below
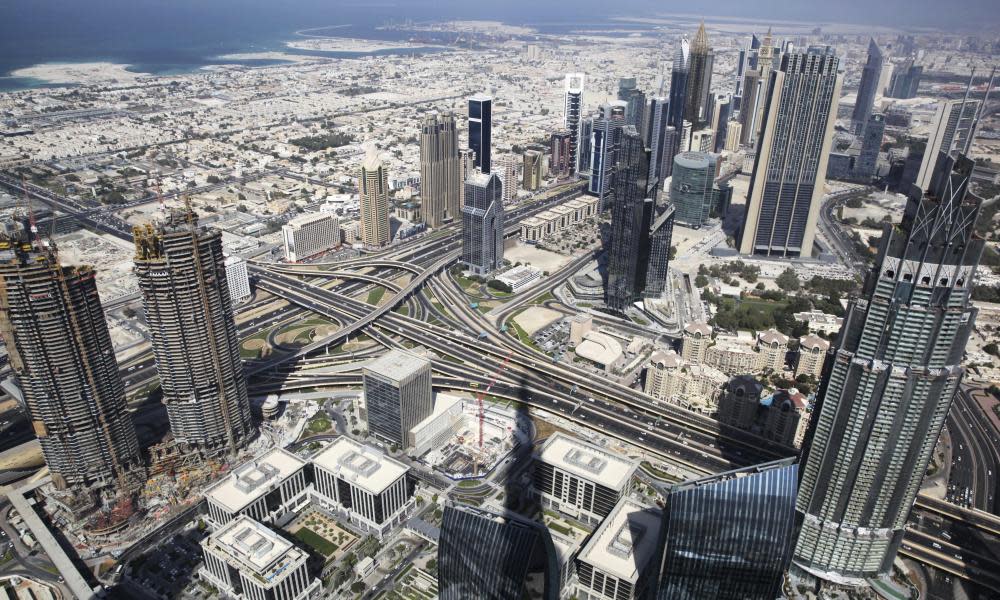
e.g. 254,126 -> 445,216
0,208 -> 253,510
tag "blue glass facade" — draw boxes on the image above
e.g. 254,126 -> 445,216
469,95 -> 492,174
656,460 -> 798,600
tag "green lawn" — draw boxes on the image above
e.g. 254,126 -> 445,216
367,286 -> 387,305
307,415 -> 332,434
529,291 -> 555,304
294,527 -> 339,556
508,318 -> 540,351
457,479 -> 480,488
394,306 -> 409,316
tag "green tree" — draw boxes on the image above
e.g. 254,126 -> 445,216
775,268 -> 801,292
694,274 -> 709,288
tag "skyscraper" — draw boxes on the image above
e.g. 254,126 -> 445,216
618,77 -> 647,131
577,114 -> 595,175
851,39 -> 884,135
564,74 -> 585,175
684,23 -> 714,128
468,94 -> 493,174
0,219 -> 145,500
461,172 -> 504,275
134,208 -> 254,455
458,147 -> 477,209
360,151 -> 390,247
794,153 -> 985,582
656,459 -> 798,600
854,112 -> 885,181
420,111 -> 461,228
642,205 -> 676,299
709,94 -> 732,152
737,69 -> 761,146
739,47 -> 842,258
362,349 -> 433,450
550,130 -> 572,178
499,153 -> 517,205
589,102 -> 627,212
438,503 -> 559,600
670,152 -> 719,227
605,126 -> 654,312
886,60 -> 923,99
646,97 -> 675,186
915,98 -> 980,192
522,150 -> 543,191
668,38 -> 690,131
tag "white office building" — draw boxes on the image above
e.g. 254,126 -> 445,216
225,255 -> 251,305
408,393 -> 464,458
574,498 -> 661,600
205,448 -> 309,527
311,437 -> 413,537
200,515 -> 320,600
282,212 -> 339,262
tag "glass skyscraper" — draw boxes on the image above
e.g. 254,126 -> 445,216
851,39 -> 883,136
461,172 -> 504,275
670,152 -> 718,227
565,74 -> 585,175
656,459 -> 798,600
794,153 -> 986,583
588,102 -> 627,212
605,127 -> 653,312
468,94 -> 493,174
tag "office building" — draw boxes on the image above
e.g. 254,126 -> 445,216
134,209 -> 254,455
642,205 -> 676,299
681,322 -> 713,364
684,23 -> 714,127
438,503 -> 559,600
420,111 -> 461,228
312,437 -> 413,537
853,112 -> 886,182
668,38 -> 690,131
200,516 -> 320,600
737,69 -> 761,146
282,212 -> 339,262
362,349 -> 433,449
709,94 -> 732,152
733,32 -> 762,112
606,127 -> 655,312
578,115 -> 595,175
224,256 -> 251,305
794,154 -> 986,582
468,94 -> 493,174
574,498 -> 661,600
461,172 -> 504,275
618,77 -> 647,131
500,153 -> 518,205
458,147 -> 477,209
886,60 -> 922,99
565,73 -> 585,175
523,149 -> 543,191
589,102 -> 627,211
852,39 -> 884,135
646,97 -> 675,184
670,152 -> 718,227
359,151 -> 390,247
915,98 -> 980,192
534,432 -> 638,525
656,459 -> 798,600
724,120 -> 743,152
795,334 -> 830,379
550,130 -> 572,178
739,47 -> 842,258
205,448 -> 309,527
0,219 -> 145,499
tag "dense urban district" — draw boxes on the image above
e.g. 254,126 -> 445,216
0,12 -> 998,600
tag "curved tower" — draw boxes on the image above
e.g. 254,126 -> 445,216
133,209 -> 254,455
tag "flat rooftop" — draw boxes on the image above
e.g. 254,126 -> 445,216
577,499 -> 662,583
411,392 -> 463,433
364,349 -> 430,382
206,447 -> 306,514
210,516 -> 305,583
313,437 -> 409,495
538,432 -> 637,491
287,211 -> 336,228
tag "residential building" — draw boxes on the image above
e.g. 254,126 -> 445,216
589,102 -> 627,211
724,121 -> 743,151
756,328 -> 789,372
578,115 -> 595,175
709,94 -> 732,153
574,499 -> 661,600
534,432 -> 638,525
684,23 -> 714,127
458,148 -> 477,208
461,172 -> 505,275
717,375 -> 764,430
565,73 -> 585,175
655,459 -> 798,600
134,208 -> 254,455
550,130 -> 572,178
420,111 -> 461,228
362,349 -> 433,449
200,516 -> 320,600
0,218 -> 145,501
794,154 -> 986,582
670,152 -> 718,227
225,256 -> 251,305
205,448 -> 309,527
500,153 -> 517,205
737,69 -> 761,146
851,39 -> 884,135
739,47 -> 842,258
706,333 -> 765,375
605,126 -> 653,312
644,350 -> 727,413
523,150 -> 543,191
680,322 -> 712,364
795,334 -> 830,379
518,195 -> 598,242
282,212 -> 339,262
359,152 -> 390,247
468,94 -> 493,174
855,112 -> 886,181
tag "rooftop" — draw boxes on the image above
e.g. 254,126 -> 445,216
575,331 -> 623,366
649,350 -> 683,369
577,499 -> 662,582
312,437 -> 409,495
410,392 -> 463,434
799,334 -> 831,351
210,516 -> 305,584
684,322 -> 713,336
538,432 -> 637,491
205,448 -> 307,514
364,349 -> 430,382
287,211 -> 336,228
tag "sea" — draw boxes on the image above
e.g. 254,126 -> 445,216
0,0 -> 656,92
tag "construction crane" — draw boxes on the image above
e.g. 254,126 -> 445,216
473,349 -> 514,474
19,175 -> 42,251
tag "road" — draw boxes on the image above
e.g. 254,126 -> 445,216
946,386 -> 1000,513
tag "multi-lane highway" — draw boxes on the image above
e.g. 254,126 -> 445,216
946,386 -> 1000,513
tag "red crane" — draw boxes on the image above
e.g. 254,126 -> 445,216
475,349 -> 514,452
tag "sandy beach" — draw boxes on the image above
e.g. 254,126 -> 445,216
9,61 -> 143,86
286,38 -> 433,53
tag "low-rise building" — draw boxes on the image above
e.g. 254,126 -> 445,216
569,313 -> 593,345
575,331 -> 624,372
408,393 -> 464,458
495,265 -> 542,292
200,515 -> 320,600
534,432 -> 637,525
311,437 -> 413,537
205,448 -> 309,527
706,333 -> 764,375
792,310 -> 843,335
519,195 -> 598,242
574,498 -> 661,600
795,334 -> 830,379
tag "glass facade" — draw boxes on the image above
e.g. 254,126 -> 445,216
468,95 -> 492,174
670,152 -> 717,227
656,460 -> 798,600
461,173 -> 504,275
605,127 -> 653,312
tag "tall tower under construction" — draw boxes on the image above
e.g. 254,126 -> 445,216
0,217 -> 145,504
133,208 -> 254,456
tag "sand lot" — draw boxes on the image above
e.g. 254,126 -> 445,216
514,306 -> 563,336
505,243 -> 573,274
